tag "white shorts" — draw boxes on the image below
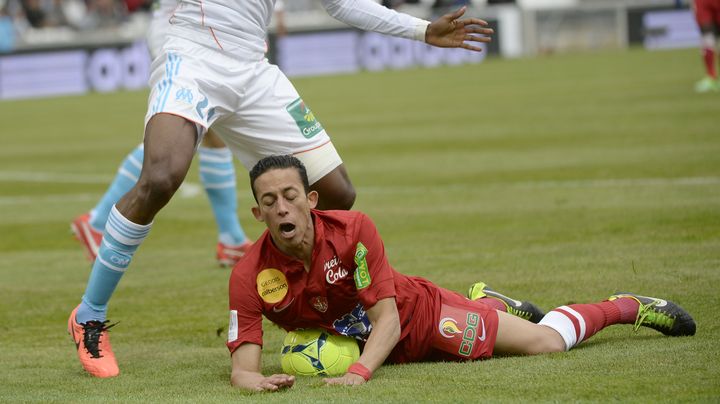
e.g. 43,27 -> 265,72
144,34 -> 342,185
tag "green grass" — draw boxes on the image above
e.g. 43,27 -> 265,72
1,48 -> 719,402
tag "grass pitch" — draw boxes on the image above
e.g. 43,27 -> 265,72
1,48 -> 719,402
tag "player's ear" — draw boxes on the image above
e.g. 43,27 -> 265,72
307,190 -> 319,209
251,206 -> 263,222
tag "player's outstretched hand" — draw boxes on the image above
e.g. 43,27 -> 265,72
323,372 -> 366,386
425,6 -> 493,51
254,374 -> 295,392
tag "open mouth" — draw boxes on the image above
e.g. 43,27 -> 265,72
279,222 -> 296,237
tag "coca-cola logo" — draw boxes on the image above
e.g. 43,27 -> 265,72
323,256 -> 340,271
326,267 -> 349,284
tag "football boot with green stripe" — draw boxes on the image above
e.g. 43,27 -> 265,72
467,282 -> 545,323
608,293 -> 696,337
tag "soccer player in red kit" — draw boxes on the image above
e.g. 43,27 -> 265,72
227,155 -> 696,392
693,0 -> 720,92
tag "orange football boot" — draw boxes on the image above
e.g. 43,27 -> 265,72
68,305 -> 119,378
216,240 -> 253,267
71,213 -> 103,262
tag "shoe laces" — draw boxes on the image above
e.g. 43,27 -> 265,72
634,300 -> 673,332
82,320 -> 117,358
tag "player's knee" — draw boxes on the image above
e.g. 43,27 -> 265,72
528,333 -> 566,355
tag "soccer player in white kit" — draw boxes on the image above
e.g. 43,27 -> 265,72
71,0 -> 255,268
67,0 -> 494,378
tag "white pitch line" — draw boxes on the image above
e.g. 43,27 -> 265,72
359,176 -> 720,194
0,193 -> 99,206
0,171 -> 112,184
1,171 -> 718,206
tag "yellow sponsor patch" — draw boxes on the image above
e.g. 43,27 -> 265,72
256,268 -> 289,303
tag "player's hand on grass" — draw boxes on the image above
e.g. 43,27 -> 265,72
253,374 -> 295,392
425,6 -> 493,51
323,372 -> 366,386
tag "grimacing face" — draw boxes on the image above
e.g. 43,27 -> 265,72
251,168 -> 318,255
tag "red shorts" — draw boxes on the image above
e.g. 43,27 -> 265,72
695,0 -> 720,27
425,289 -> 499,361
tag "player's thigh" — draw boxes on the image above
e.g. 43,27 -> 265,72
142,113 -> 198,185
305,160 -> 355,210
493,311 -> 565,356
429,290 -> 498,360
215,61 -> 343,183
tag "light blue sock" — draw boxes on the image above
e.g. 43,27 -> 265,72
198,147 -> 247,246
89,144 -> 144,231
76,206 -> 152,324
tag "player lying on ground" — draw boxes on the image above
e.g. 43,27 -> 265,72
67,0 -> 494,379
227,155 -> 696,391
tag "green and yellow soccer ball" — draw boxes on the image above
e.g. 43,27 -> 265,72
280,329 -> 360,376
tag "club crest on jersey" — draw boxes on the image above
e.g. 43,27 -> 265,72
256,268 -> 288,304
438,317 -> 463,339
310,296 -> 328,313
286,97 -> 324,139
175,87 -> 193,104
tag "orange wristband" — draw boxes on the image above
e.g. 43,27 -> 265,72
347,362 -> 372,381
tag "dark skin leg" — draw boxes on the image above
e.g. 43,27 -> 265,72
115,114 -> 198,224
309,164 -> 356,210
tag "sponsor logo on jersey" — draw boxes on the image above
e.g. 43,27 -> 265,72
458,312 -> 485,357
324,255 -> 350,284
353,242 -> 371,289
256,268 -> 288,304
438,317 -> 463,338
326,267 -> 349,284
324,256 -> 340,271
286,97 -> 324,139
310,296 -> 328,313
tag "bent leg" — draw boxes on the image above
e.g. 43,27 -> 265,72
76,113 -> 197,324
116,114 -> 198,223
493,311 -> 566,356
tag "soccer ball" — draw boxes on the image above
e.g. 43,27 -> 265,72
280,329 -> 360,376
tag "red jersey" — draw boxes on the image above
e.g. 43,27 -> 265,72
695,0 -> 720,26
227,210 -> 497,363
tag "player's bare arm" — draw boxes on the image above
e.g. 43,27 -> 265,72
425,6 -> 494,51
231,343 -> 295,392
323,297 -> 401,386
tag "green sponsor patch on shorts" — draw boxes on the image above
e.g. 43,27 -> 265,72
353,242 -> 371,290
286,97 -> 324,139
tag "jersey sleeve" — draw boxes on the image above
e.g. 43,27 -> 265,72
226,267 -> 264,354
320,0 -> 430,42
353,213 -> 397,309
